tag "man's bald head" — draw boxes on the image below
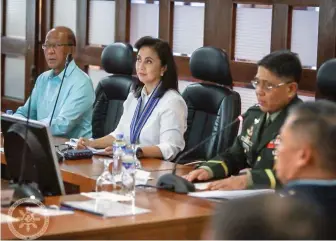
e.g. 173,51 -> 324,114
47,26 -> 76,46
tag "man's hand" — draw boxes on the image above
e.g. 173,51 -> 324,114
206,175 -> 248,190
183,169 -> 211,182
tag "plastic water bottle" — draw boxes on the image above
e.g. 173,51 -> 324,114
112,134 -> 126,179
6,110 -> 13,115
121,149 -> 136,198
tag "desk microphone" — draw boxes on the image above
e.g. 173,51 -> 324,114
49,53 -> 72,127
156,112 -> 248,194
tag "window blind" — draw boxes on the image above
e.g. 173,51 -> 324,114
235,5 -> 272,62
291,8 -> 319,69
6,0 -> 26,39
172,2 -> 205,56
130,1 -> 159,46
4,56 -> 25,100
88,0 -> 115,46
53,0 -> 77,35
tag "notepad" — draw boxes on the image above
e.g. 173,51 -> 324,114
188,189 -> 274,200
61,199 -> 150,217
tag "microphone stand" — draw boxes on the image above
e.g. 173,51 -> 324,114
156,114 -> 246,194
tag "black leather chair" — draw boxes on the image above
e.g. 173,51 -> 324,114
180,47 -> 241,163
317,58 -> 336,102
92,43 -> 137,138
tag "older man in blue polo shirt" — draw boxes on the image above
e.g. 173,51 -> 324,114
15,26 -> 95,138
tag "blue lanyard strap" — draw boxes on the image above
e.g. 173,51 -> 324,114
130,82 -> 162,144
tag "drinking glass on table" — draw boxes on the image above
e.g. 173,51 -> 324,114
95,157 -> 116,192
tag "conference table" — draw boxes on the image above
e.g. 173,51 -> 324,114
1,138 -> 216,239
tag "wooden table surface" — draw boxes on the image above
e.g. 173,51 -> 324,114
1,137 -> 194,192
1,190 -> 214,239
1,137 -> 214,240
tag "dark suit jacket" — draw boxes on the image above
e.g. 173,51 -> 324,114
282,181 -> 336,239
199,96 -> 302,189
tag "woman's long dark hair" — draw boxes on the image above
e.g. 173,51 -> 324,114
133,36 -> 178,98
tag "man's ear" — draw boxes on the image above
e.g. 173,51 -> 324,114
288,82 -> 298,97
296,144 -> 313,169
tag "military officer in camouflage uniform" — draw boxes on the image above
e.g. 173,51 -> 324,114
184,50 -> 303,190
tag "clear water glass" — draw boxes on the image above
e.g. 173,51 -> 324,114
121,153 -> 136,199
95,158 -> 116,192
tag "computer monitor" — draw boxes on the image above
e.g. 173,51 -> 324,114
1,114 -> 65,197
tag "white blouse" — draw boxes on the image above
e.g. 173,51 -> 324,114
110,88 -> 188,160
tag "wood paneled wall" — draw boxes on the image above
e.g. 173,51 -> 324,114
1,0 -> 336,111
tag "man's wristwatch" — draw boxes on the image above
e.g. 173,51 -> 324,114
135,147 -> 144,159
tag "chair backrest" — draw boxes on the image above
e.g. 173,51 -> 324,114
92,43 -> 136,138
317,58 -> 336,102
181,47 -> 241,162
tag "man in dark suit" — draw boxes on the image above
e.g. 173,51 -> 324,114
275,100 -> 336,239
184,50 -> 302,190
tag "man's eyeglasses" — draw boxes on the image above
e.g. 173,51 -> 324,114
251,79 -> 288,91
42,43 -> 74,50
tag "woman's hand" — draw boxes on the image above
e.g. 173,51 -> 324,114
104,146 -> 113,156
76,137 -> 92,149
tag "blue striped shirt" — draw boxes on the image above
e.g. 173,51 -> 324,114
15,60 -> 95,138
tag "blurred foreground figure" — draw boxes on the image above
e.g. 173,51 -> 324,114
211,194 -> 321,240
275,100 -> 336,239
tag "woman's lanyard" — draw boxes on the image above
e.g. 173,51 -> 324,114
130,82 -> 162,144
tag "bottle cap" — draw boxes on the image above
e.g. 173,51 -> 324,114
6,110 -> 13,115
116,133 -> 124,140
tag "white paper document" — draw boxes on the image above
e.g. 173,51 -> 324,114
0,213 -> 19,223
62,199 -> 150,217
194,182 -> 211,190
188,189 -> 274,200
81,191 -> 133,201
112,170 -> 152,185
65,139 -> 109,155
26,207 -> 74,216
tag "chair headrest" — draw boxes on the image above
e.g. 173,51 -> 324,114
189,47 -> 232,86
101,43 -> 134,75
317,58 -> 336,99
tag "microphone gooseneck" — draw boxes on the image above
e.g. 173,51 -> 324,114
49,54 -> 73,127
156,111 -> 248,194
